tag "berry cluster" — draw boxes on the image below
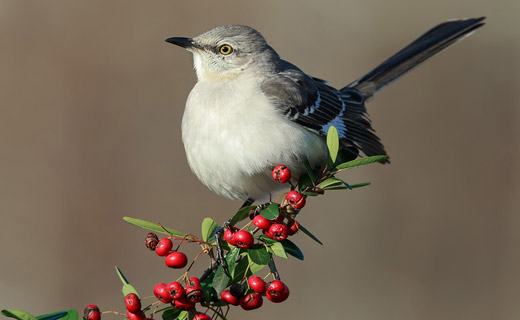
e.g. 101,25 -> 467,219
11,127 -> 385,320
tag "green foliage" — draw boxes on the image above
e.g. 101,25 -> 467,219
2,125 -> 386,320
298,223 -> 323,245
2,310 -> 37,320
123,217 -> 188,238
327,126 -> 340,167
201,217 -> 218,242
229,205 -> 255,227
115,266 -> 139,298
259,203 -> 280,220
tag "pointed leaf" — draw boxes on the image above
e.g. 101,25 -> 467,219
258,234 -> 277,245
327,126 -> 339,167
123,217 -> 187,238
2,311 -> 37,320
300,155 -> 316,185
201,217 -> 218,242
281,239 -> 304,260
268,242 -> 288,259
115,266 -> 129,285
225,247 -> 241,276
57,310 -> 77,320
161,307 -> 181,320
350,182 -> 371,188
318,177 -> 351,190
36,311 -> 70,320
176,311 -> 188,320
325,182 -> 371,190
229,205 -> 255,227
260,203 -> 279,220
231,256 -> 266,284
247,247 -> 270,265
122,283 -> 139,298
334,155 -> 389,171
212,266 -> 230,295
298,223 -> 323,245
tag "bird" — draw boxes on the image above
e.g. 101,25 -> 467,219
166,18 -> 485,206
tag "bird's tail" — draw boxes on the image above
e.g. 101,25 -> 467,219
344,17 -> 485,99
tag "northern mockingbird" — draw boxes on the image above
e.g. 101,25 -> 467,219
166,18 -> 485,205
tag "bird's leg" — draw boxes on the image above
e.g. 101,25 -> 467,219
215,227 -> 231,278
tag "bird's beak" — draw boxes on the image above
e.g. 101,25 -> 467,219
165,37 -> 201,51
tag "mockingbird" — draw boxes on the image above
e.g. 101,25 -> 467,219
166,18 -> 485,205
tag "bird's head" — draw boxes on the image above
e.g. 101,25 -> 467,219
166,25 -> 279,81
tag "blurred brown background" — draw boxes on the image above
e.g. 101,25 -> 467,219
1,1 -> 519,319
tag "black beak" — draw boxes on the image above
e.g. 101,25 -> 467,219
165,37 -> 200,50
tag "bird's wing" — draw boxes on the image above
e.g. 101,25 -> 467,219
260,68 -> 387,159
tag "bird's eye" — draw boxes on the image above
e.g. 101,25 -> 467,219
219,44 -> 233,55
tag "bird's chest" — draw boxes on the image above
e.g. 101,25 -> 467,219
182,80 -> 283,179
180,79 -> 326,199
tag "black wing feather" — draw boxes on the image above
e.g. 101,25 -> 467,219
261,67 -> 388,160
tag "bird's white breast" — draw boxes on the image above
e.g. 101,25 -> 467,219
182,75 -> 327,201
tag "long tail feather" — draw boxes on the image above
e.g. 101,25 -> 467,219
345,17 -> 485,99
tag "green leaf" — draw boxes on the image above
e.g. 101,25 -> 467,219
161,307 -> 181,320
115,266 -> 139,298
1,310 -> 37,320
36,311 -> 70,320
298,223 -> 323,245
247,247 -> 271,265
300,155 -> 316,185
334,155 -> 389,171
258,234 -> 277,245
260,203 -> 279,220
115,266 -> 129,285
302,190 -> 320,197
268,242 -> 288,259
350,182 -> 371,188
225,247 -> 241,276
61,311 -> 77,320
176,311 -> 188,320
281,239 -> 304,260
231,255 -> 266,284
318,177 -> 351,190
122,283 -> 139,298
212,266 -> 230,295
229,205 -> 256,227
201,217 -> 218,242
326,126 -> 339,167
123,217 -> 187,238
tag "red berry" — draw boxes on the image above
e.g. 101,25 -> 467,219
174,296 -> 195,311
153,282 -> 173,303
252,215 -> 272,230
188,277 -> 201,287
84,305 -> 101,320
185,285 -> 203,303
233,230 -> 254,248
286,191 -> 306,209
126,311 -> 145,320
268,223 -> 289,241
167,281 -> 184,300
221,289 -> 240,306
165,251 -> 188,269
192,313 -> 211,320
155,238 -> 173,256
272,165 -> 291,183
240,293 -> 263,310
266,280 -> 289,303
124,293 -> 141,313
287,220 -> 300,236
224,227 -> 238,246
248,276 -> 266,294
